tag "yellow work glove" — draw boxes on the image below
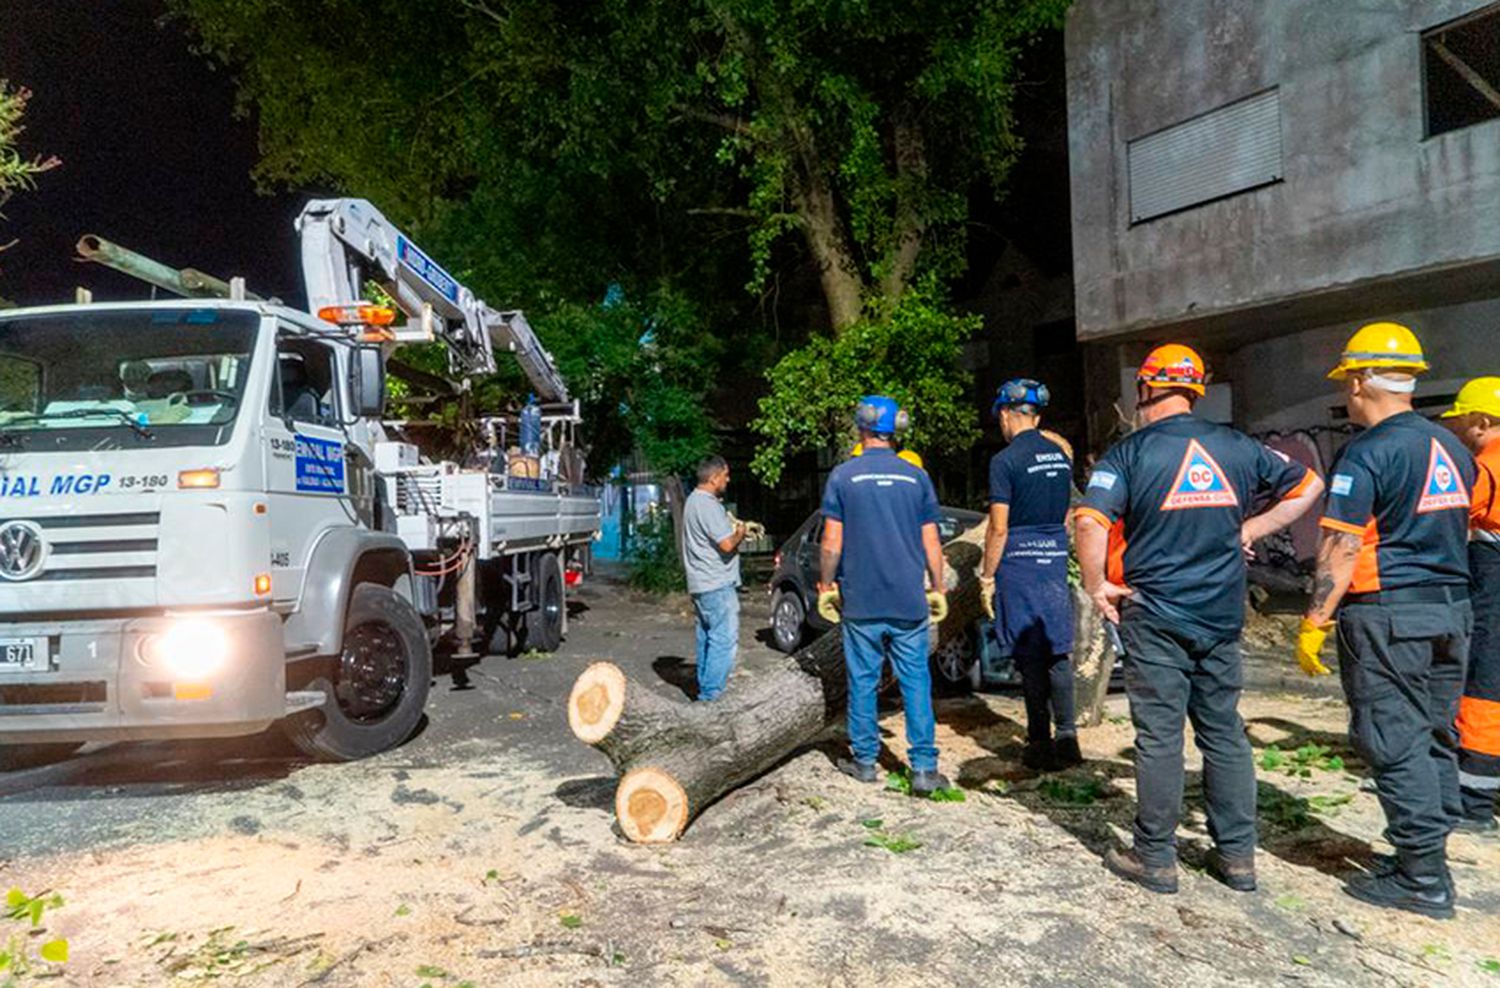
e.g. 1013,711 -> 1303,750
1295,617 -> 1333,677
979,576 -> 996,620
817,586 -> 843,624
927,591 -> 949,625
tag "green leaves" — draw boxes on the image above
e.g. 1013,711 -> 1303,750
750,283 -> 981,484
37,940 -> 68,964
1258,744 -> 1345,778
863,830 -> 923,854
0,889 -> 69,978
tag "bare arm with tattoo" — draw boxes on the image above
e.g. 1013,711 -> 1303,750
1304,528 -> 1362,625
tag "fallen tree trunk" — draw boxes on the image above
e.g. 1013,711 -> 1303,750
568,525 -> 985,843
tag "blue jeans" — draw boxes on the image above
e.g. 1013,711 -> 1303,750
843,618 -> 938,772
692,585 -> 740,701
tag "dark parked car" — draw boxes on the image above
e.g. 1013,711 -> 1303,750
767,507 -> 1004,692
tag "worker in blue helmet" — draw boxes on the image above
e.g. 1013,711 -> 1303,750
817,395 -> 951,796
981,378 -> 1080,771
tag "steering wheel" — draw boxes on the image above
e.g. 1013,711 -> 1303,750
173,389 -> 240,408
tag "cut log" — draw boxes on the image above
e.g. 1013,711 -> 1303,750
568,525 -> 986,842
1070,583 -> 1114,727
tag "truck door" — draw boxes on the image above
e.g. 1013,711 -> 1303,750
262,331 -> 355,603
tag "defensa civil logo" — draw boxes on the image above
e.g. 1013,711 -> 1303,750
1416,437 -> 1470,514
1161,439 -> 1239,511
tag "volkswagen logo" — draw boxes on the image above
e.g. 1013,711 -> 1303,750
0,520 -> 47,582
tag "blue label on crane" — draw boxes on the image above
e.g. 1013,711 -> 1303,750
396,235 -> 461,305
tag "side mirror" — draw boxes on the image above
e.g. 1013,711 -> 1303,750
351,346 -> 385,418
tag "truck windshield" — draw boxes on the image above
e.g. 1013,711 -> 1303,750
0,307 -> 259,450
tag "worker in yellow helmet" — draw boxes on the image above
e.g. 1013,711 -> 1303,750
851,441 -> 924,470
1298,322 -> 1476,918
1441,377 -> 1500,833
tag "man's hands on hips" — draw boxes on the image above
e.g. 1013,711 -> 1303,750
1087,580 -> 1133,624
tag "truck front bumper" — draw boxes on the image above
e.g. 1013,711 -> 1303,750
0,609 -> 303,743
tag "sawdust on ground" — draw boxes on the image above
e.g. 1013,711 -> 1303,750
5,689 -> 1500,987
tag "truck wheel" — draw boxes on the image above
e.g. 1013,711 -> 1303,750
0,742 -> 82,772
283,583 -> 432,762
518,553 -> 564,654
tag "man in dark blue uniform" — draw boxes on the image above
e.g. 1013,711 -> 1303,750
817,396 -> 951,797
1077,344 -> 1323,895
1297,323 -> 1476,918
980,378 -> 1078,771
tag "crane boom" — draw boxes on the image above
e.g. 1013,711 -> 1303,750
296,198 -> 569,402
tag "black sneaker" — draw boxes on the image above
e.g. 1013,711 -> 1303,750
1204,847 -> 1257,892
1053,735 -> 1084,768
1455,815 -> 1499,835
1021,740 -> 1055,772
1344,870 -> 1455,920
837,758 -> 879,784
910,769 -> 952,798
1104,846 -> 1178,894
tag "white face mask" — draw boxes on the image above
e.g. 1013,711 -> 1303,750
1363,371 -> 1416,394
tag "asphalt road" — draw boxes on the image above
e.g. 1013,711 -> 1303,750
0,566 -> 747,858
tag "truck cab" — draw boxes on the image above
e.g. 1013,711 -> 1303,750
0,300 -> 429,760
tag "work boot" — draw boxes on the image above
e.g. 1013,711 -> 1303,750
1103,846 -> 1178,895
909,769 -> 952,798
1021,739 -> 1055,772
1204,847 -> 1257,892
1053,735 -> 1084,769
1366,853 -> 1456,894
837,758 -> 879,784
1344,851 -> 1455,920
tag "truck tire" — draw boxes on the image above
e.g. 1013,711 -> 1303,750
283,583 -> 432,762
517,553 -> 564,654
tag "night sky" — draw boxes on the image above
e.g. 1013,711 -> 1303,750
0,0 -> 310,307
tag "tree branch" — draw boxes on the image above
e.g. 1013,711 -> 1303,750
879,107 -> 928,301
674,107 -> 754,138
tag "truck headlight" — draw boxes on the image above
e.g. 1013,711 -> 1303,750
139,619 -> 230,679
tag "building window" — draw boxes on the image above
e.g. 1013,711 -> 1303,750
1423,5 -> 1500,138
1126,88 -> 1283,224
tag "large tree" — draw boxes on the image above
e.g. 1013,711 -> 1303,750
169,0 -> 1067,472
0,81 -> 58,255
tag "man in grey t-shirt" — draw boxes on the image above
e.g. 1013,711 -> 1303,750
683,455 -> 746,700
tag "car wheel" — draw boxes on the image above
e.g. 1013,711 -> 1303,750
771,590 -> 805,653
930,625 -> 978,696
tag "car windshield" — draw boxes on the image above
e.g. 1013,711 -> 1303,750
0,308 -> 258,449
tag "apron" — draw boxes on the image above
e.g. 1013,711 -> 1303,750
994,523 -> 1074,658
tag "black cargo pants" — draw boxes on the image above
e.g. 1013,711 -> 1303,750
1337,591 -> 1471,857
1119,606 -> 1256,867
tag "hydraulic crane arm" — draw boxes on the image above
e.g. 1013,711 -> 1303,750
296,198 -> 569,402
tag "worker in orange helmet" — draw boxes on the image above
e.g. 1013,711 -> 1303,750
1077,343 -> 1323,896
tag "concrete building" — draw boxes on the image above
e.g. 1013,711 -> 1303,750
1065,0 -> 1500,463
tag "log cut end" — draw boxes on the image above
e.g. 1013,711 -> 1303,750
568,661 -> 628,744
616,766 -> 689,843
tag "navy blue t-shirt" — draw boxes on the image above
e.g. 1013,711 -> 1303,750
1078,413 -> 1315,639
820,447 -> 941,622
1320,411 -> 1474,593
989,429 -> 1072,527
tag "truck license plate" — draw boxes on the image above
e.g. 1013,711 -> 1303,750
0,638 -> 44,671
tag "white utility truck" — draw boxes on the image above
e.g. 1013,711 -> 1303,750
0,198 -> 600,761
